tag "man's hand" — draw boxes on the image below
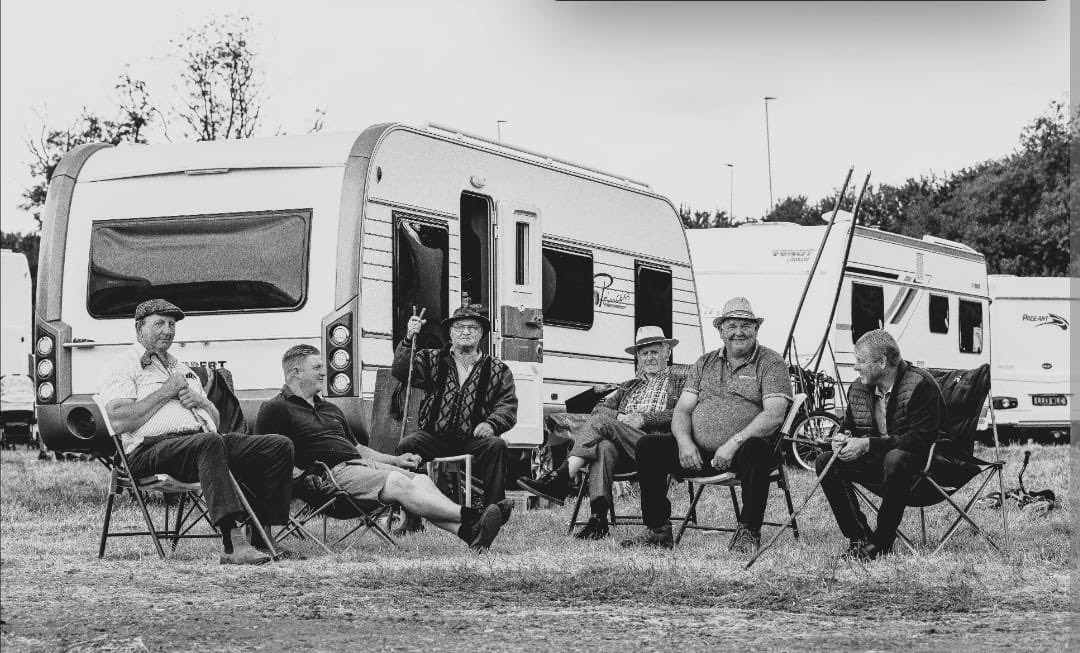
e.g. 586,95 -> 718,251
473,422 -> 494,439
837,437 -> 870,462
176,387 -> 205,410
677,441 -> 703,471
711,437 -> 741,471
396,453 -> 423,469
406,316 -> 426,339
831,430 -> 851,454
162,373 -> 189,397
617,413 -> 645,429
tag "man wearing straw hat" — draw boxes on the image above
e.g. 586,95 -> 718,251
516,326 -> 685,540
392,305 -> 518,532
622,297 -> 792,551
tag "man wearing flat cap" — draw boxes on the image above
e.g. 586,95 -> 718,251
98,299 -> 295,565
622,297 -> 792,551
516,326 -> 686,539
392,305 -> 518,531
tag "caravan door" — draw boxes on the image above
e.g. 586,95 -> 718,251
493,201 -> 543,447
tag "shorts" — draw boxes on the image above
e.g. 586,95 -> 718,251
330,459 -> 417,503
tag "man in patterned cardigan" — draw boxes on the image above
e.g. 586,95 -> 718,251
816,329 -> 946,561
393,305 -> 517,531
517,326 -> 684,539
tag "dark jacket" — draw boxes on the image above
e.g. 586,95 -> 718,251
844,359 -> 946,455
391,341 -> 518,437
592,364 -> 688,433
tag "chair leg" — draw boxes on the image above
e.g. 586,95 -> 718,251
130,486 -> 167,560
779,466 -> 799,540
567,470 -> 589,535
674,483 -> 706,545
229,473 -> 278,560
728,486 -> 741,523
173,493 -> 187,552
851,485 -> 917,555
919,508 -> 927,546
926,472 -> 1003,555
98,492 -> 117,558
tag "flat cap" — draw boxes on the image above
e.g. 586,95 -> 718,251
134,299 -> 185,322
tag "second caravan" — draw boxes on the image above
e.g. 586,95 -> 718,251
687,216 -> 991,392
34,123 -> 704,458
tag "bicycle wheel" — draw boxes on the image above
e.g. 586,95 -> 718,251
790,412 -> 842,471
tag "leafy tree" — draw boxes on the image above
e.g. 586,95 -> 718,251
172,15 -> 262,141
764,195 -> 823,225
679,205 -> 734,229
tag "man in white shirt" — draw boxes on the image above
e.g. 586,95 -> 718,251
98,299 -> 294,565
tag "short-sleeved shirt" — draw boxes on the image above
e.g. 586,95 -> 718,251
683,343 -> 792,450
98,343 -> 215,454
254,386 -> 359,470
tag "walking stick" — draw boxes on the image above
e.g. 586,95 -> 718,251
398,306 -> 427,441
745,443 -> 841,570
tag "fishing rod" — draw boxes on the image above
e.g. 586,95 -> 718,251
781,167 -> 854,361
809,172 -> 872,374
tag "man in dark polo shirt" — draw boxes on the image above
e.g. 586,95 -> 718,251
255,344 -> 513,551
621,297 -> 792,551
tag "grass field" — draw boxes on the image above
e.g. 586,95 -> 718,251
0,444 -> 1071,652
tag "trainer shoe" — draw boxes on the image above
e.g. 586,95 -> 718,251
495,498 -> 515,525
729,524 -> 761,554
516,469 -> 570,506
619,523 -> 674,549
574,515 -> 610,540
469,504 -> 505,552
220,544 -> 272,566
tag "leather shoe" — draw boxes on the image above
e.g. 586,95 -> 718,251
729,524 -> 761,554
517,469 -> 569,506
495,498 -> 515,525
574,515 -> 610,540
469,504 -> 505,552
220,544 -> 272,566
620,523 -> 673,549
855,542 -> 891,561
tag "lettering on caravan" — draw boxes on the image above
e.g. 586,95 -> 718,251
186,361 -> 229,370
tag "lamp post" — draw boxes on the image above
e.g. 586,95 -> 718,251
726,163 -> 735,220
496,120 -> 508,143
764,96 -> 776,211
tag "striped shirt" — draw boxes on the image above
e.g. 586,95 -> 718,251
98,344 -> 216,453
622,367 -> 671,415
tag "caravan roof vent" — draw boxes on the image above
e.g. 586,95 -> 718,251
921,235 -> 977,253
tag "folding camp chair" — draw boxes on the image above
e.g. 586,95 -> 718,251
851,364 -> 1009,555
427,454 -> 475,507
673,394 -> 808,545
566,468 -> 641,534
276,461 -> 399,553
93,395 -> 276,560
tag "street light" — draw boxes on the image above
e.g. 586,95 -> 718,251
725,163 -> 735,220
764,96 -> 776,210
496,120 -> 508,143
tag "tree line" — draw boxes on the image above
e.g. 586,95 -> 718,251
681,101 -> 1073,277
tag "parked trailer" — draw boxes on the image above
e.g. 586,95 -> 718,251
687,216 -> 991,391
34,123 -> 703,458
977,275 -> 1077,439
1,249 -> 36,447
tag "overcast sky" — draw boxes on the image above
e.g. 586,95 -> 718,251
0,0 -> 1069,234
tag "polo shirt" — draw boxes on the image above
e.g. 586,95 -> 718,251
254,386 -> 359,469
98,343 -> 215,454
873,385 -> 891,436
683,343 -> 792,450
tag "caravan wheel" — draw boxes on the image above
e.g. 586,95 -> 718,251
790,412 -> 843,472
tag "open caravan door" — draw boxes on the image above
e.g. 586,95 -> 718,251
493,201 -> 543,447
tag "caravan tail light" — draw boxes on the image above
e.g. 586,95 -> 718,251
37,382 -> 55,402
36,336 -> 54,356
35,326 -> 58,404
36,359 -> 54,379
325,313 -> 355,397
992,397 -> 1018,410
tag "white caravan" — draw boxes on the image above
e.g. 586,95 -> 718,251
34,124 -> 703,455
687,216 -> 991,394
979,275 -> 1076,437
1,250 -> 32,377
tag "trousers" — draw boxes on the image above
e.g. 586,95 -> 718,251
396,430 -> 509,504
815,448 -> 921,548
568,414 -> 649,505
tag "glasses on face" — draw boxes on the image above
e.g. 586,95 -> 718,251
452,324 -> 483,333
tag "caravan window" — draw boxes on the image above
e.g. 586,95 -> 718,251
542,245 -> 593,329
635,263 -> 672,338
850,282 -> 884,344
393,215 -> 449,349
929,294 -> 949,333
87,210 -> 311,318
959,299 -> 984,354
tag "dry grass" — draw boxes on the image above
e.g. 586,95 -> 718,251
0,444 -> 1070,652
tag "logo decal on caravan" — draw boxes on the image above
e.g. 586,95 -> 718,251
593,273 -> 630,311
1023,313 -> 1069,330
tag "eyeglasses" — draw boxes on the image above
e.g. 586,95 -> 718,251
451,324 -> 483,333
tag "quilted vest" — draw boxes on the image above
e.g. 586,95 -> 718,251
846,360 -> 934,438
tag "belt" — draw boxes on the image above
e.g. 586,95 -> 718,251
140,428 -> 205,448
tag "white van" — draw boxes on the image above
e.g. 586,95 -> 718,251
979,275 -> 1076,438
1,249 -> 32,377
687,215 -> 991,394
34,123 -> 703,455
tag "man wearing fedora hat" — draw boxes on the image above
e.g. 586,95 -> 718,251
516,326 -> 686,539
97,299 -> 296,564
622,297 -> 792,551
392,305 -> 517,529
